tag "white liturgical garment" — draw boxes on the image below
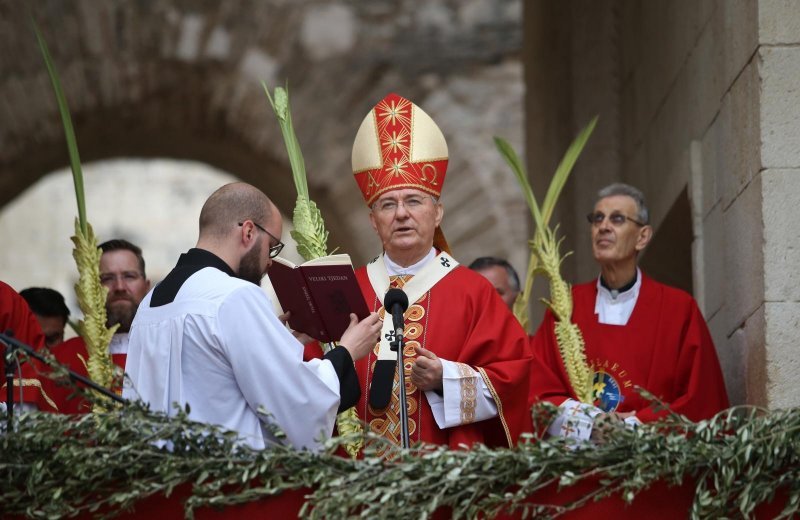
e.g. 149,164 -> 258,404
124,266 -> 342,450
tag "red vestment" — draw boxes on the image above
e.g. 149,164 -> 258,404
530,272 -> 729,422
0,281 -> 47,406
39,336 -> 126,414
307,265 -> 532,450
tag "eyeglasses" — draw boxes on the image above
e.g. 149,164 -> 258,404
238,221 -> 285,258
100,271 -> 144,286
372,195 -> 436,214
586,211 -> 646,227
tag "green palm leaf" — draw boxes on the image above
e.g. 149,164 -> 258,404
494,118 -> 597,402
32,16 -> 116,399
31,18 -> 87,235
263,84 -> 358,456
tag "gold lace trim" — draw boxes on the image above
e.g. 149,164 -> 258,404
456,362 -> 477,424
477,367 -> 512,447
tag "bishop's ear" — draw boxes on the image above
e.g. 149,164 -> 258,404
368,210 -> 379,235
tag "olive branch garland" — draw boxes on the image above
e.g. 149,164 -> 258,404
2,381 -> 799,520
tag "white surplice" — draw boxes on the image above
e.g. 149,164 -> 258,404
123,267 -> 341,450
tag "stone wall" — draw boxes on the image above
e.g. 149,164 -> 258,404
758,0 -> 800,408
0,0 -> 527,281
524,1 -> 800,407
617,1 -> 760,407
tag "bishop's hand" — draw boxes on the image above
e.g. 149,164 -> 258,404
411,345 -> 443,392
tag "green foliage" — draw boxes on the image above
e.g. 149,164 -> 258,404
541,117 -> 598,226
291,196 -> 329,261
2,394 -> 799,519
263,84 -> 309,200
494,117 -> 597,244
32,16 -> 87,236
495,121 -> 597,402
33,17 -> 117,397
494,117 -> 597,333
263,84 -> 330,262
262,83 -> 358,457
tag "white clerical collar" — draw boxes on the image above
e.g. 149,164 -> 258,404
594,268 -> 642,326
109,332 -> 129,355
384,248 -> 436,276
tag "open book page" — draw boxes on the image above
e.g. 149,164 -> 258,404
272,254 -> 352,268
302,254 -> 352,267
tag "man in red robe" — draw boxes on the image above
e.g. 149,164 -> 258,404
0,281 -> 52,410
530,183 -> 729,443
312,93 -> 532,451
42,239 -> 151,413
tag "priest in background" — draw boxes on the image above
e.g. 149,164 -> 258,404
311,93 -> 532,451
39,239 -> 151,413
468,257 -> 521,310
530,182 -> 729,443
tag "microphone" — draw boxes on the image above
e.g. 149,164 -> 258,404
381,288 -> 412,447
383,288 -> 409,340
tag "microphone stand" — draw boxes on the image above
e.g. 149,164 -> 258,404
0,331 -> 127,430
389,326 -> 410,449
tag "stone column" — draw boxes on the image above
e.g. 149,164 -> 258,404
758,0 -> 800,408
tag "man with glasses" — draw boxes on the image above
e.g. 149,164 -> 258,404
318,93 -> 532,452
41,239 -> 151,413
530,183 -> 729,443
123,182 -> 382,450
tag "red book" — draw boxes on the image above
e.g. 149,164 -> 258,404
267,254 -> 370,343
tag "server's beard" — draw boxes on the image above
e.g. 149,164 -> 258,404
237,238 -> 265,286
106,299 -> 137,333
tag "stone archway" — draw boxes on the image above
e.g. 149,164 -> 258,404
0,0 -> 528,270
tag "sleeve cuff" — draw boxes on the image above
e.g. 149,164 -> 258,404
427,359 -> 498,429
322,346 -> 361,413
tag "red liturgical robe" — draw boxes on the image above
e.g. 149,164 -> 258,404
306,265 -> 532,451
0,281 -> 48,406
40,336 -> 127,414
530,273 -> 729,422
354,265 -> 532,449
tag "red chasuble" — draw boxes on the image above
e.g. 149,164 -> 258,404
352,265 -> 532,450
530,272 -> 729,422
0,281 -> 48,406
39,336 -> 127,414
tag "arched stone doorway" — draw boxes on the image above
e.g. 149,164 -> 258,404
0,0 -> 528,273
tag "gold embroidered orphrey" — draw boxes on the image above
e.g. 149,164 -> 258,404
367,275 -> 426,455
